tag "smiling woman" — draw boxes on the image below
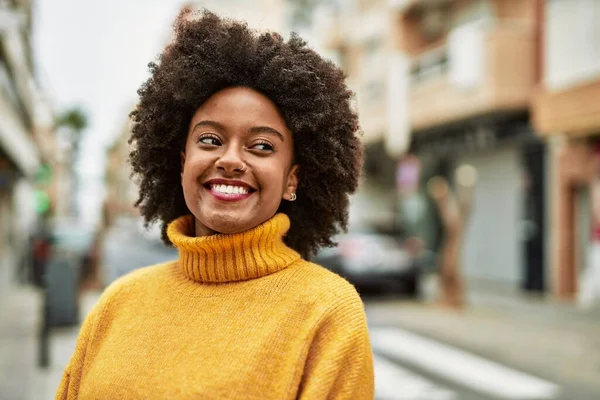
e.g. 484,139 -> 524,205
181,87 -> 299,236
55,7 -> 373,400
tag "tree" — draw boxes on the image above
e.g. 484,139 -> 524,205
54,107 -> 88,217
55,107 -> 88,156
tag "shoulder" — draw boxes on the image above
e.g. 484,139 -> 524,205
290,259 -> 364,314
289,261 -> 369,346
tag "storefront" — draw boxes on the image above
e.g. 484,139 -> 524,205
407,115 -> 547,291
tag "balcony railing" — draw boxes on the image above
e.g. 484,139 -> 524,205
409,44 -> 449,84
409,21 -> 535,131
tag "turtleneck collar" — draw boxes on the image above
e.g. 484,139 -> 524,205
167,213 -> 301,283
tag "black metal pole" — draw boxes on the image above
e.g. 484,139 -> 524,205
38,275 -> 50,368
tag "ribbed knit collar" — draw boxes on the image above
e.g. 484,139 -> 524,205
167,213 -> 301,283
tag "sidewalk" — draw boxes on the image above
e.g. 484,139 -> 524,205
0,285 -> 100,400
366,277 -> 600,397
0,286 -> 40,400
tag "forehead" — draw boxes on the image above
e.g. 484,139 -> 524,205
191,87 -> 289,131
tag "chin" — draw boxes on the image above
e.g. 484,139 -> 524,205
204,211 -> 254,235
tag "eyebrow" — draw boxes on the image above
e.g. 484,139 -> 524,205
193,120 -> 285,142
192,120 -> 226,132
249,126 -> 285,142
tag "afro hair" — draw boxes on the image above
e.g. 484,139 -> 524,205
129,8 -> 363,258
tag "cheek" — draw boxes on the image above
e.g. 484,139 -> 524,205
181,155 -> 210,187
269,174 -> 291,202
181,162 -> 193,184
254,163 -> 287,188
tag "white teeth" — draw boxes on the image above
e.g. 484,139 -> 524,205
211,184 -> 249,195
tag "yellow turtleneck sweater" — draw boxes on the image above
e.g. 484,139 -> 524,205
56,213 -> 374,399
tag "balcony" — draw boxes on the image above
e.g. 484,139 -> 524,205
533,78 -> 600,137
409,21 -> 535,132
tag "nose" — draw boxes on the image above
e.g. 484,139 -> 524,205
215,144 -> 246,174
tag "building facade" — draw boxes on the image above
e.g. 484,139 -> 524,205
397,0 -> 547,292
532,0 -> 600,301
104,119 -> 138,226
0,0 -> 55,291
316,0 -> 552,293
315,0 -> 403,230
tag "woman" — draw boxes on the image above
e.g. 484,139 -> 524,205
56,8 -> 373,399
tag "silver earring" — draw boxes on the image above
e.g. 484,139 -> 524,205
290,193 -> 297,201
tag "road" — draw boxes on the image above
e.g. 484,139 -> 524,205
369,327 -> 560,400
100,223 -> 568,400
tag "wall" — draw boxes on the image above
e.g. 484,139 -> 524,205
549,139 -> 597,298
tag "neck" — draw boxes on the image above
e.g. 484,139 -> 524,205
167,213 -> 301,283
193,219 -> 218,238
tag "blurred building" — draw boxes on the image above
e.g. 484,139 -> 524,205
0,0 -> 56,290
532,0 -> 600,300
317,0 -> 550,293
104,118 -> 138,226
313,0 -> 404,230
398,0 -> 546,294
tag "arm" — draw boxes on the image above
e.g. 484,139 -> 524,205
55,301 -> 100,400
298,292 -> 374,400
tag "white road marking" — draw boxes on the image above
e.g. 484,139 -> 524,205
370,327 -> 560,399
374,354 -> 457,400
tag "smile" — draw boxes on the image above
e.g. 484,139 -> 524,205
211,184 -> 249,195
203,180 -> 256,202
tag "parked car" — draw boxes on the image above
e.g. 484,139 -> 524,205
313,231 -> 422,297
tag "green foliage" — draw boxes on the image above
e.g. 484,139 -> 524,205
55,107 -> 89,155
56,108 -> 88,133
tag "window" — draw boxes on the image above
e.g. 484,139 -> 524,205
545,0 -> 600,90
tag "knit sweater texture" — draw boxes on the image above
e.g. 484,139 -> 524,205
55,213 -> 374,399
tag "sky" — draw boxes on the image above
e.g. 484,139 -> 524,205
33,0 -> 183,225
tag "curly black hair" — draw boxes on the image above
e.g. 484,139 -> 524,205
129,8 -> 363,258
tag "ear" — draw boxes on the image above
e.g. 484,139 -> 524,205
283,164 -> 300,200
180,151 -> 186,178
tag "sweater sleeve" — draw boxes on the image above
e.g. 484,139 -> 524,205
298,291 -> 375,399
54,300 -> 100,400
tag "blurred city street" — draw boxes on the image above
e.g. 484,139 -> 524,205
2,221 -> 600,400
100,217 -> 178,285
2,0 -> 600,399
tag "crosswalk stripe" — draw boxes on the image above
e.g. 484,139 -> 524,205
374,354 -> 457,400
370,327 -> 560,399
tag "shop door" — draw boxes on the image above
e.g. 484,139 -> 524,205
521,143 -> 546,292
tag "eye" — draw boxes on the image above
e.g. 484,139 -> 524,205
197,134 -> 221,146
249,141 -> 274,152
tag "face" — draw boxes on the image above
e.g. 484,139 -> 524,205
181,87 -> 299,236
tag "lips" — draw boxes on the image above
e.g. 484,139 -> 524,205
203,179 -> 256,202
